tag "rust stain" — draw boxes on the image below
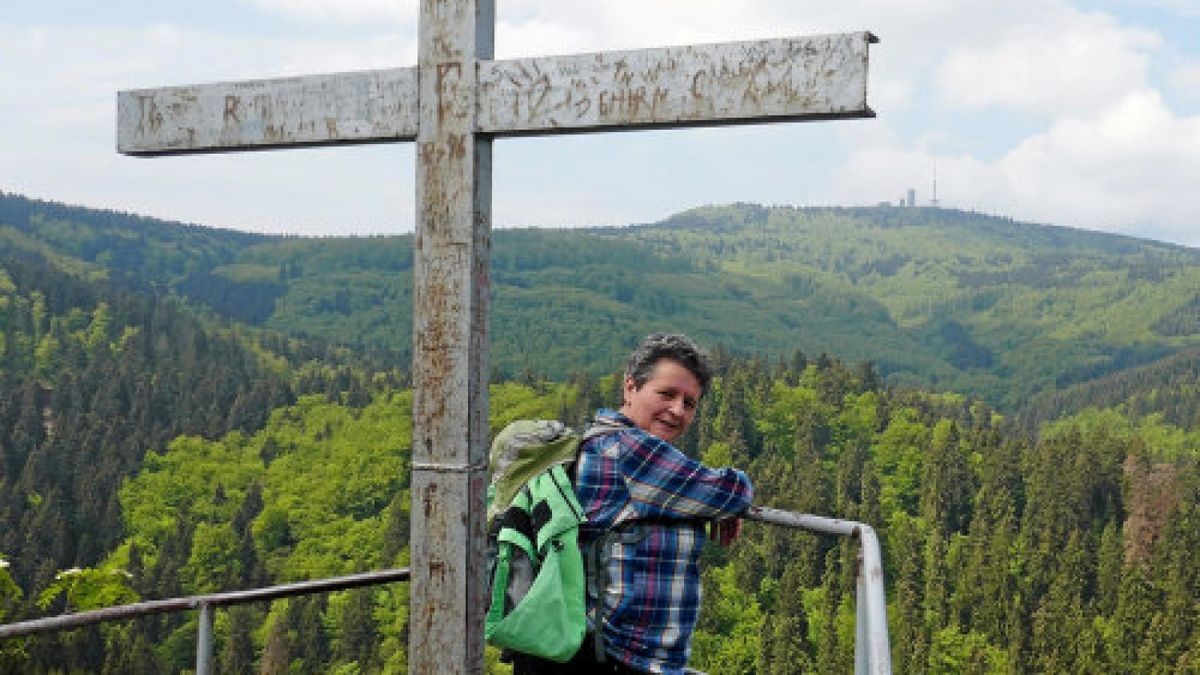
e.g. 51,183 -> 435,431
435,62 -> 463,127
429,559 -> 446,583
223,96 -> 241,125
253,93 -> 272,123
447,133 -> 466,160
612,61 -> 634,87
690,70 -> 708,101
418,140 -> 438,164
423,481 -> 438,519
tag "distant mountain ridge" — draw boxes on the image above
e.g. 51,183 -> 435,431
3,191 -> 1199,412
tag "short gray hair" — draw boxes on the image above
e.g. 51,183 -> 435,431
624,333 -> 713,398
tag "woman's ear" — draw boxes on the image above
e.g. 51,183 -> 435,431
621,376 -> 637,407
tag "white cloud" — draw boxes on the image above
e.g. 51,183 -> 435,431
1001,90 -> 1200,242
0,22 -> 417,234
936,10 -> 1160,116
244,0 -> 416,23
1129,0 -> 1200,17
1170,62 -> 1200,102
836,89 -> 1200,246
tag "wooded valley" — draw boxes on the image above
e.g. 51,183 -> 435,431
1,192 -> 1198,672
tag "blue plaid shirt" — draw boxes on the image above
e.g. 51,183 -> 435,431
576,409 -> 754,674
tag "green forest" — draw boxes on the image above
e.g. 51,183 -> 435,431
2,192 -> 1199,673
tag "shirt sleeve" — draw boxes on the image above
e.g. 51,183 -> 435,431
616,429 -> 753,521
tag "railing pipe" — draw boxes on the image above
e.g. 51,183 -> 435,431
856,570 -> 868,675
196,602 -> 213,675
856,524 -> 892,674
0,568 -> 411,639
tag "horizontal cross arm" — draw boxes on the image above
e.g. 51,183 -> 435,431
477,32 -> 877,136
117,32 -> 876,155
117,68 -> 419,156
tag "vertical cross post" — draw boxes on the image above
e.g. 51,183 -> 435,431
409,0 -> 493,671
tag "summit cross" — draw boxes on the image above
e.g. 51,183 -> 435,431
116,3 -> 876,672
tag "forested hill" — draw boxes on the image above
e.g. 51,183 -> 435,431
1016,346 -> 1200,432
0,192 -> 267,285
0,237 -> 290,607
3,191 -> 1200,673
5,192 -> 1200,411
0,224 -> 403,622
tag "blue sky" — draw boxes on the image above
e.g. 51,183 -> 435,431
2,0 -> 1198,246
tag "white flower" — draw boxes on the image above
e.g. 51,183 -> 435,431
55,567 -> 83,578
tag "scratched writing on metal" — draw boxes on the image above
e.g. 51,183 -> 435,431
471,35 -> 872,135
119,34 -> 872,153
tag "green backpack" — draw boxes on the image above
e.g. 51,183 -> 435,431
484,419 -> 594,663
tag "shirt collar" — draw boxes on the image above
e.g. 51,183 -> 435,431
593,408 -> 635,429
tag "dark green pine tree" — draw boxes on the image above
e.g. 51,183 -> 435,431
859,460 -> 883,528
921,527 -> 950,648
833,442 -> 868,522
888,514 -> 926,674
337,588 -> 379,669
233,482 -> 267,586
292,595 -> 330,673
758,615 -> 812,674
1029,530 -> 1089,673
919,420 -> 973,536
259,607 -> 293,675
1109,565 -> 1162,671
382,492 -> 410,565
712,366 -> 759,462
952,437 -> 1020,638
785,410 -> 832,588
100,628 -> 165,675
1094,520 -> 1122,617
1137,464 -> 1200,670
219,606 -> 257,675
785,348 -> 808,385
761,562 -> 814,674
814,549 -> 850,674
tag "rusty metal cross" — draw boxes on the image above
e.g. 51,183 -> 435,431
117,3 -> 875,671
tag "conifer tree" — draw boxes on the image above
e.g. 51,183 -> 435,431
220,606 -> 257,675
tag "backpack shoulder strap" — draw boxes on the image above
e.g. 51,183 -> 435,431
573,421 -> 625,664
570,421 -> 625,482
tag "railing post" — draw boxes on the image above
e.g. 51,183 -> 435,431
855,553 -> 868,675
196,601 -> 214,675
857,525 -> 892,674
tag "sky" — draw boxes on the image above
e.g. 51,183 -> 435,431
2,0 -> 1199,247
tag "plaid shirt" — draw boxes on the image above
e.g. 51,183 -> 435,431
576,409 -> 754,674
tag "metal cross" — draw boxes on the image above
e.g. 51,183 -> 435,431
116,3 -> 875,671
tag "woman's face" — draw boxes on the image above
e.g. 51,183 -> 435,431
620,359 -> 701,443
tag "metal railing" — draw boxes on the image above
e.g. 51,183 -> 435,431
0,568 -> 411,674
1,508 -> 891,674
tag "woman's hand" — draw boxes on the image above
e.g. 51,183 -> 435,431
710,517 -> 743,547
